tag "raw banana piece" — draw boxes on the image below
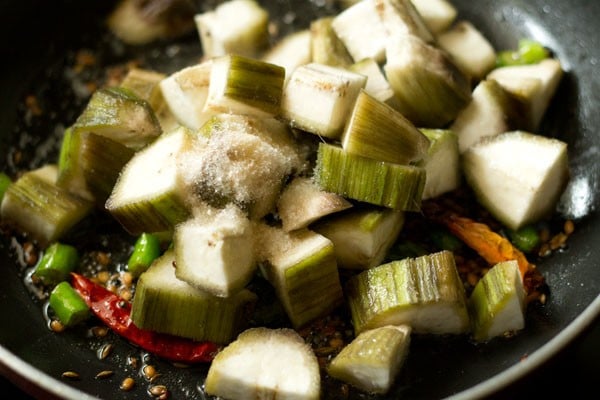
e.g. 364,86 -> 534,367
312,206 -> 404,270
328,325 -> 411,394
205,327 -> 320,400
314,143 -> 426,211
0,165 -> 93,246
346,250 -> 470,334
469,260 -> 526,342
131,250 -> 257,344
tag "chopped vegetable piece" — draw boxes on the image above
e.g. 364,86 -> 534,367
346,250 -> 470,334
127,233 -> 162,277
487,58 -> 563,130
49,281 -> 90,327
469,260 -> 526,342
159,60 -> 213,130
72,87 -> 162,150
332,0 -> 433,63
131,251 -> 257,343
310,17 -> 354,67
262,30 -> 311,81
203,54 -> 285,118
437,21 -> 497,80
256,226 -> 344,328
183,114 -> 302,220
328,325 -> 411,394
314,143 -> 426,211
277,177 -> 352,232
281,63 -> 366,139
32,242 -> 80,286
411,0 -> 457,33
194,0 -> 269,59
106,126 -> 195,235
462,131 -> 569,230
419,129 -> 461,200
57,128 -> 135,204
312,206 -> 404,270
451,80 -> 528,153
341,90 -> 431,165
349,58 -> 398,106
0,165 -> 93,246
384,35 -> 471,128
205,328 -> 320,400
71,273 -> 221,363
174,206 -> 256,297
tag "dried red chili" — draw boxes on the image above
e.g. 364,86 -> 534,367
71,273 -> 220,363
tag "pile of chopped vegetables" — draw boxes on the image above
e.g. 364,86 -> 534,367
0,0 -> 575,398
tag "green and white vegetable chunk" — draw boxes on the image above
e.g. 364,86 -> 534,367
159,61 -> 213,130
349,58 -> 398,106
203,55 -> 285,118
312,206 -> 404,270
131,250 -> 257,344
205,328 -> 320,400
257,226 -> 344,328
419,129 -> 461,199
194,0 -> 269,58
346,250 -> 470,334
328,325 -> 412,394
385,35 -> 471,127
451,79 -> 527,153
341,90 -> 430,165
487,58 -> 563,130
1,165 -> 92,246
281,63 -> 366,139
262,30 -> 311,81
314,143 -> 426,211
469,260 -> 526,342
462,131 -> 569,230
106,127 -> 195,235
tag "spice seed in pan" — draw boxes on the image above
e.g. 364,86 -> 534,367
120,377 -> 135,391
95,370 -> 114,379
149,385 -> 168,397
50,320 -> 65,333
61,371 -> 80,380
92,326 -> 109,338
98,343 -> 114,360
143,364 -> 157,380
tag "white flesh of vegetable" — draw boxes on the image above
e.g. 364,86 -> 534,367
263,30 -> 312,82
332,0 -> 390,62
462,131 -> 569,230
159,61 -> 213,130
410,0 -> 457,33
487,58 -> 563,130
452,80 -> 517,153
106,127 -> 191,214
350,58 -> 398,105
437,21 -> 496,80
313,208 -> 404,270
174,206 -> 255,297
194,0 -> 268,58
281,63 -> 366,139
205,328 -> 320,400
277,177 -> 352,232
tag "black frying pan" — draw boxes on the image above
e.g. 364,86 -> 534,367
0,0 -> 599,399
